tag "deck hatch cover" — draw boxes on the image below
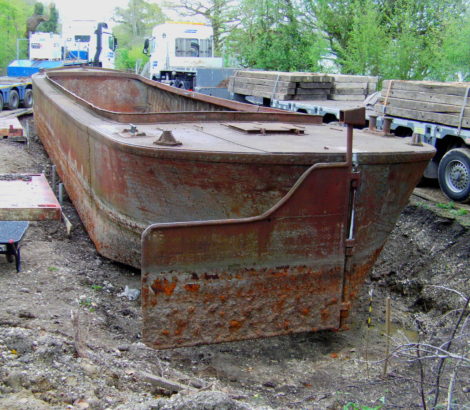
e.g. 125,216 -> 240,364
224,122 -> 305,134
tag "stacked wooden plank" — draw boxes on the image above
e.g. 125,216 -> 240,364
228,70 -> 332,100
328,74 -> 378,101
228,70 -> 378,101
375,80 -> 470,129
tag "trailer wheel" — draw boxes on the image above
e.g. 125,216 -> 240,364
438,148 -> 470,203
22,89 -> 33,108
8,90 -> 19,110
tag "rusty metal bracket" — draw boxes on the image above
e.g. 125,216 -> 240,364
153,130 -> 182,147
340,107 -> 366,127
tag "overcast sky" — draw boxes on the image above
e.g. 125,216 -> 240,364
45,0 -> 129,23
45,0 -> 183,26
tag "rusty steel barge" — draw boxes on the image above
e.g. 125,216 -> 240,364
33,67 -> 435,349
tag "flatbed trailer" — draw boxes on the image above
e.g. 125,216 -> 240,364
270,97 -> 470,203
271,98 -> 366,122
372,114 -> 470,203
0,76 -> 33,111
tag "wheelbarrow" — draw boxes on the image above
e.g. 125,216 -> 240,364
0,221 -> 29,272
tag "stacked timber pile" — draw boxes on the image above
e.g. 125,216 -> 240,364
328,74 -> 378,101
228,71 -> 332,100
228,70 -> 378,101
375,80 -> 470,129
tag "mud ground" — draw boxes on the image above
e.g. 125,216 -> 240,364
0,118 -> 469,409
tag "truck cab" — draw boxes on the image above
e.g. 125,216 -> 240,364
62,20 -> 117,69
143,22 -> 223,89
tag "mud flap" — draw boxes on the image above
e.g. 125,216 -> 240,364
141,163 -> 352,349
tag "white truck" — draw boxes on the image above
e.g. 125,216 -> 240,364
29,32 -> 63,60
62,20 -> 117,69
143,22 -> 223,89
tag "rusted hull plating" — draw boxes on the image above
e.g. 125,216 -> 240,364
142,165 -> 352,348
141,127 -> 430,349
32,68 -> 435,348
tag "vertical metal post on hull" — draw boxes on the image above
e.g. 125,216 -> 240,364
339,108 -> 365,327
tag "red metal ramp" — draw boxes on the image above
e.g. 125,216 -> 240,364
141,162 -> 353,349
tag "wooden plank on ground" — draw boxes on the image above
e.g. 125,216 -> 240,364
0,108 -> 33,119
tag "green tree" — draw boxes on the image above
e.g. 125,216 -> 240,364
339,0 -> 387,76
305,0 -> 468,79
164,0 -> 239,55
112,0 -> 166,71
33,1 -> 43,15
37,3 -> 59,33
113,0 -> 166,47
430,11 -> 470,81
0,0 -> 34,70
226,0 -> 328,71
115,45 -> 149,71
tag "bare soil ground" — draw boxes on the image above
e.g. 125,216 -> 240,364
0,118 -> 469,409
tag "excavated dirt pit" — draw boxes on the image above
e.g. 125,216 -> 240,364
0,119 -> 468,409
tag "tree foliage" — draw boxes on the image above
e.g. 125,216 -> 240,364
224,0 -> 329,70
37,3 -> 60,34
112,0 -> 166,71
164,0 -> 239,55
306,0 -> 469,80
0,0 -> 34,70
150,0 -> 470,79
115,45 -> 149,71
113,0 -> 166,48
431,10 -> 470,81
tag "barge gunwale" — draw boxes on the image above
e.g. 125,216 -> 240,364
34,71 -> 434,166
44,68 -> 289,122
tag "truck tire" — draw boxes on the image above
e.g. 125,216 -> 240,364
8,90 -> 19,110
22,89 -> 33,108
438,148 -> 470,203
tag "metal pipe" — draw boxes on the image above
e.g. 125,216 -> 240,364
369,115 -> 377,131
383,117 -> 392,135
346,124 -> 353,166
51,165 -> 56,193
58,183 -> 64,204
